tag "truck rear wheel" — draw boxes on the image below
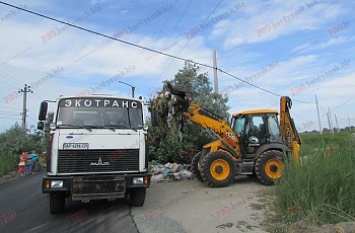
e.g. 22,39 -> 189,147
50,192 -> 65,214
255,150 -> 285,185
191,152 -> 203,182
129,188 -> 146,207
200,151 -> 236,188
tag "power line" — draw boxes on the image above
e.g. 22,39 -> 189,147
170,0 -> 193,35
145,0 -> 192,73
0,1 -> 214,69
0,77 -> 19,89
0,70 -> 21,85
0,105 -> 21,110
218,69 -> 312,103
159,0 -> 224,76
0,1 -> 312,104
0,73 -> 20,88
153,0 -> 177,42
200,0 -> 224,26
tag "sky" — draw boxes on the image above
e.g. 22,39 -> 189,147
0,0 -> 354,133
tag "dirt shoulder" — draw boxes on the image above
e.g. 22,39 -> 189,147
0,170 -> 23,185
132,176 -> 269,233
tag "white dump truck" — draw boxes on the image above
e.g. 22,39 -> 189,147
37,95 -> 151,214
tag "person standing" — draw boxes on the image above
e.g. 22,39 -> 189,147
23,149 -> 33,176
29,149 -> 39,174
18,150 -> 27,176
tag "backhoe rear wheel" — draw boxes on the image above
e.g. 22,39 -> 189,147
191,152 -> 203,182
255,150 -> 285,185
200,151 -> 236,188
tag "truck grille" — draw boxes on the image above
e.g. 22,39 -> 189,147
57,149 -> 139,173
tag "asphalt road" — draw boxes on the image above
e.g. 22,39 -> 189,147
0,172 -> 138,233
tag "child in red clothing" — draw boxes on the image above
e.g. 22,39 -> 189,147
18,149 -> 29,176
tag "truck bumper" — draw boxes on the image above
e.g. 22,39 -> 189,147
42,173 -> 151,202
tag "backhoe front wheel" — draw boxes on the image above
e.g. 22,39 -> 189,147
200,151 -> 236,188
255,150 -> 285,185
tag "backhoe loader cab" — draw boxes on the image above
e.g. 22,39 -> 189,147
231,110 -> 283,156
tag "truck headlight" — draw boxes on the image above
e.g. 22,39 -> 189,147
51,180 -> 64,188
133,177 -> 144,185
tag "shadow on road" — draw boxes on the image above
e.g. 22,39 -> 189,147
0,173 -> 138,233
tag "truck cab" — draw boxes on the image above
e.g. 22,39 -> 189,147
38,95 -> 151,214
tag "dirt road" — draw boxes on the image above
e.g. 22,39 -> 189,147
133,176 -> 268,233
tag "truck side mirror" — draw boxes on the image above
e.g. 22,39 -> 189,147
37,121 -> 44,131
39,101 -> 48,121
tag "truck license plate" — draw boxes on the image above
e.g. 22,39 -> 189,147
63,143 -> 89,150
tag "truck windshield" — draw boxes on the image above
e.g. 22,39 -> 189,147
56,98 -> 143,129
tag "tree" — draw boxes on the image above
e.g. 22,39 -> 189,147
0,123 -> 46,175
148,62 -> 229,163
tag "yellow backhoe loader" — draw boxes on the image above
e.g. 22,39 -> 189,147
150,83 -> 301,187
185,96 -> 301,187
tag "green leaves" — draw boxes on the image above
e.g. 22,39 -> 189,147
0,123 -> 46,176
148,62 -> 229,164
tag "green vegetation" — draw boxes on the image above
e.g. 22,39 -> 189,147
0,124 -> 45,176
148,62 -> 229,164
270,130 -> 355,228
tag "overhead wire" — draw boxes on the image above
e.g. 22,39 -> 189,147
0,73 -> 20,89
0,70 -> 21,86
0,1 -> 312,104
159,0 -> 223,77
144,0 -> 190,90
152,0 -> 177,43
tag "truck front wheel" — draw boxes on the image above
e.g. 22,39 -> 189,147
129,188 -> 146,207
50,192 -> 65,214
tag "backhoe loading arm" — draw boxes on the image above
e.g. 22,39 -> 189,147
279,96 -> 301,161
183,103 -> 241,156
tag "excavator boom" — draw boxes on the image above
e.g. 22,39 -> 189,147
279,96 -> 301,161
183,103 -> 241,155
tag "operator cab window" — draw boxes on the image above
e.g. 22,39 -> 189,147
245,115 -> 264,136
232,116 -> 245,135
268,114 -> 282,142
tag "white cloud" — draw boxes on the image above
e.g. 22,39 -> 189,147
211,1 -> 343,48
0,0 -> 354,132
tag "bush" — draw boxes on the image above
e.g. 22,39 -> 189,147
148,128 -> 195,164
0,152 -> 18,176
272,132 -> 355,225
0,124 -> 45,176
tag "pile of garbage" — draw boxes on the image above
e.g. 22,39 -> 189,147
150,162 -> 193,182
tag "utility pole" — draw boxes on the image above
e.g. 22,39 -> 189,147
18,84 -> 33,130
328,107 -> 334,134
335,114 -> 340,133
118,81 -> 135,98
349,116 -> 351,128
212,50 -> 218,94
326,113 -> 332,134
315,95 -> 322,134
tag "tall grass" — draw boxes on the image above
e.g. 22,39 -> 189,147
0,152 -> 18,176
272,131 -> 355,225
